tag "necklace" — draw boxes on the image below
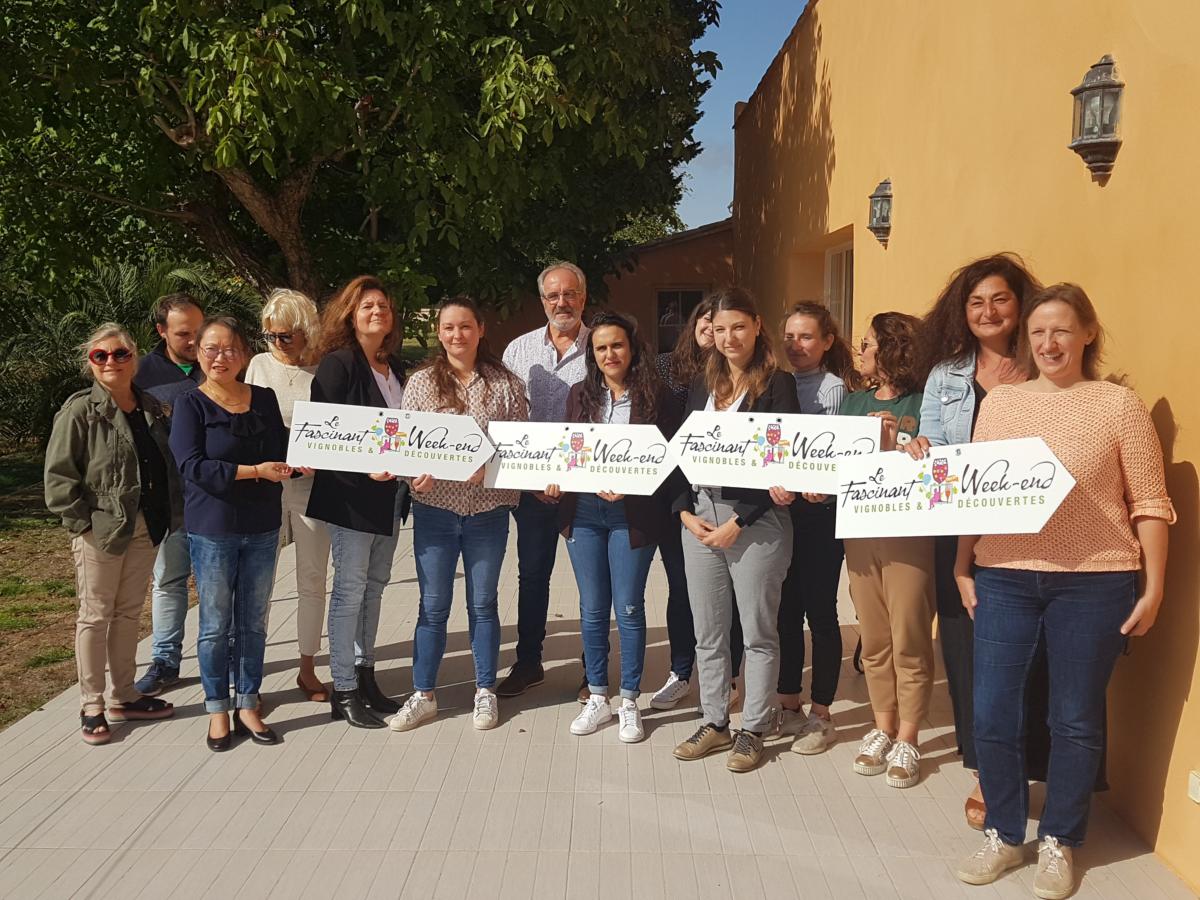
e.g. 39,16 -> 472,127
203,382 -> 250,411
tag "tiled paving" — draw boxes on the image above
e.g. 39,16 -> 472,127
0,521 -> 1194,899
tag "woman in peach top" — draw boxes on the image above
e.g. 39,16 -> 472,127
955,285 -> 1173,900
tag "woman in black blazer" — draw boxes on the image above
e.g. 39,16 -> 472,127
670,287 -> 800,774
307,275 -> 411,728
545,311 -> 684,744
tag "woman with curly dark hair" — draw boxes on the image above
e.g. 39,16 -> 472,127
545,311 -> 683,742
906,252 -> 1048,829
655,298 -> 714,399
841,311 -> 935,790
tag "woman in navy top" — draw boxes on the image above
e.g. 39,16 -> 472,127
170,316 -> 291,751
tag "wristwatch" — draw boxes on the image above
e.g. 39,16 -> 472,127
732,514 -> 747,529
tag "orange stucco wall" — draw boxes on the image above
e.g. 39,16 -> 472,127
485,226 -> 734,350
733,0 -> 1199,887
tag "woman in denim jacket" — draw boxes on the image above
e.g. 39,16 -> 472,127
907,253 -> 1043,828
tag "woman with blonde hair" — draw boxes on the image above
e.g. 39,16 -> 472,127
245,288 -> 330,701
45,325 -> 182,743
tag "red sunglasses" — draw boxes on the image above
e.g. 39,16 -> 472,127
88,347 -> 135,365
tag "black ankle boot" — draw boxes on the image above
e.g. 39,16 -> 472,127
356,665 -> 400,715
330,689 -> 386,729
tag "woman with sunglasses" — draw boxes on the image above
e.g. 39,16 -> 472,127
170,317 -> 291,750
245,288 -> 331,702
45,325 -> 182,744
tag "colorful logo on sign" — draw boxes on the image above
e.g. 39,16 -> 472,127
753,422 -> 790,467
560,431 -> 593,470
918,457 -> 960,508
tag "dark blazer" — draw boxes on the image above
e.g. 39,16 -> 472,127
671,369 -> 801,527
305,345 -> 411,535
133,340 -> 204,407
556,381 -> 684,549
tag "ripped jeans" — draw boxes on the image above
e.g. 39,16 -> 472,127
565,494 -> 656,700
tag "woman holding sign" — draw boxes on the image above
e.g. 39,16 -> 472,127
388,296 -> 528,733
307,276 -> 410,729
245,288 -> 330,702
775,301 -> 862,754
955,285 -> 1172,899
671,288 -> 800,773
546,311 -> 683,742
840,312 -> 934,788
907,253 -> 1048,828
170,318 -> 291,750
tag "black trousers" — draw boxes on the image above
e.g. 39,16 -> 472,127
777,501 -> 844,705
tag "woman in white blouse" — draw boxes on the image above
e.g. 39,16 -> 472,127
245,289 -> 331,702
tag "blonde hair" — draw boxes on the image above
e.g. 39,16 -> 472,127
262,288 -> 322,364
79,323 -> 138,377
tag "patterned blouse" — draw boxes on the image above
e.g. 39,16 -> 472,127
400,364 -> 527,516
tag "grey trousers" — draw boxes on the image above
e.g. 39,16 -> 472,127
681,489 -> 793,733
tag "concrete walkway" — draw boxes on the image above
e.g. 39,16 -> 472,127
0,522 -> 1193,899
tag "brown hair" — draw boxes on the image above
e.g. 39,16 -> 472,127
782,301 -> 864,391
579,310 -> 658,423
153,292 -> 203,326
417,295 -> 523,413
1018,283 -> 1105,380
704,287 -> 778,408
868,312 -> 925,396
668,296 -> 714,388
316,275 -> 400,361
916,252 -> 1042,376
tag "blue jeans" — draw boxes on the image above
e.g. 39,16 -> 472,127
326,494 -> 403,691
189,531 -> 279,713
411,502 -> 511,692
973,567 -> 1134,847
565,495 -> 656,699
512,492 -> 563,666
149,528 -> 191,668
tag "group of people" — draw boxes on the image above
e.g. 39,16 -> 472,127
44,253 -> 1173,900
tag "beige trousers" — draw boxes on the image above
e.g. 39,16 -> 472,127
71,516 -> 159,716
283,477 -> 331,657
844,535 -> 936,724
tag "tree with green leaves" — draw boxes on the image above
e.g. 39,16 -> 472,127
1,1 -> 719,309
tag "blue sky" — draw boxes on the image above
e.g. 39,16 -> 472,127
677,1 -> 808,229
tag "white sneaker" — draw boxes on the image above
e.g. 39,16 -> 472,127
791,713 -> 835,755
885,739 -> 921,788
617,699 -> 644,743
472,690 -> 499,731
779,708 -> 807,735
570,695 -> 612,735
649,673 -> 690,710
853,728 -> 893,775
389,692 -> 437,732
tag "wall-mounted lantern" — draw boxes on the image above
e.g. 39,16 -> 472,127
867,179 -> 892,247
1069,55 -> 1123,182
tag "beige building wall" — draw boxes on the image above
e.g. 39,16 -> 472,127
733,0 -> 1200,888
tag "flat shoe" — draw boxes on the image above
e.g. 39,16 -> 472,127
296,675 -> 328,703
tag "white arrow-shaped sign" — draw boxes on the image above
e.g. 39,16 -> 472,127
834,437 -> 1076,539
671,411 -> 883,494
287,400 -> 496,480
484,421 -> 676,495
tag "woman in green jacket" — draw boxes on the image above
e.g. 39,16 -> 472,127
44,323 -> 184,744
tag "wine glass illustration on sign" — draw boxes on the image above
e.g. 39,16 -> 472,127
383,417 -> 399,452
764,422 -> 782,466
569,432 -> 585,469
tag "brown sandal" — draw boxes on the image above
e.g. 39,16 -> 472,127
965,795 -> 987,831
296,675 -> 328,702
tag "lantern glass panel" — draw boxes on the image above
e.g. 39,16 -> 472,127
1101,89 -> 1120,135
1073,95 -> 1083,140
879,198 -> 891,225
1083,92 -> 1103,137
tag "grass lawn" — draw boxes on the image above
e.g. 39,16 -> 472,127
0,449 -> 169,731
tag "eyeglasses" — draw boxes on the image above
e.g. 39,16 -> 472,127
201,346 -> 243,361
543,290 -> 581,303
859,340 -> 877,353
263,331 -> 297,346
88,347 -> 134,365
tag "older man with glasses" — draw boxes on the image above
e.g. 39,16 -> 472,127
495,262 -> 591,697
